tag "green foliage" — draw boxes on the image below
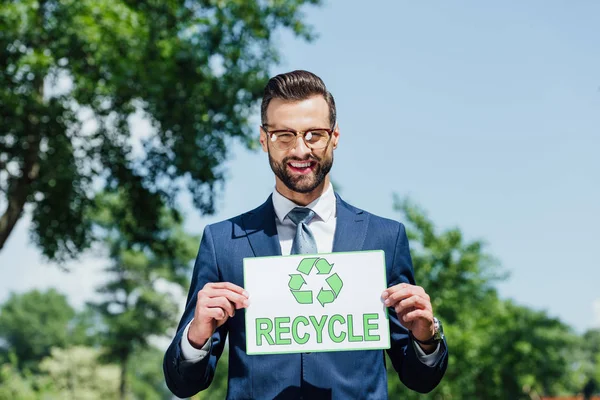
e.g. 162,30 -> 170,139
0,0 -> 322,262
91,191 -> 198,354
0,346 -> 120,399
0,289 -> 80,369
0,287 -> 184,399
37,346 -> 121,399
89,191 -> 198,397
0,362 -> 37,400
388,196 -> 581,399
394,196 -> 506,320
578,329 -> 600,395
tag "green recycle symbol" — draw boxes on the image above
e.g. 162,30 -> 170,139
288,257 -> 343,307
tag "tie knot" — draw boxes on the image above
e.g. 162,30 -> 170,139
287,207 -> 316,226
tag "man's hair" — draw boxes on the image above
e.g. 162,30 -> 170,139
261,70 -> 336,128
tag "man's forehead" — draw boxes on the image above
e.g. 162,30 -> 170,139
266,96 -> 330,127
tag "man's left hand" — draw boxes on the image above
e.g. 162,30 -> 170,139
382,283 -> 436,353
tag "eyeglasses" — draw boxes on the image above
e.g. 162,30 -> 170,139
261,124 -> 335,151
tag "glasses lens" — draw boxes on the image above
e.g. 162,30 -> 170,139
271,132 -> 295,150
305,130 -> 330,149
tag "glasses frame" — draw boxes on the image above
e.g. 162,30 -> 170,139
260,122 -> 336,151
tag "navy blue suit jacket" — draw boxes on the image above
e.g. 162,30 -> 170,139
164,194 -> 448,399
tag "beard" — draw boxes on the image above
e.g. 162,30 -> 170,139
268,150 -> 333,194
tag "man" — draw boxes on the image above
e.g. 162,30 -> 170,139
163,70 -> 448,399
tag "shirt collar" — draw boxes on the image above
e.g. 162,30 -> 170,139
272,183 -> 336,223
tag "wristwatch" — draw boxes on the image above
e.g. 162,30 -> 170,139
409,317 -> 444,345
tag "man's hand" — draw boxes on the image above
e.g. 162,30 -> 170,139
382,283 -> 436,353
188,282 -> 250,349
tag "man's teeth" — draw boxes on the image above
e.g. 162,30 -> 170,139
290,162 -> 311,168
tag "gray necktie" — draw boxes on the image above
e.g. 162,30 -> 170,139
287,207 -> 317,255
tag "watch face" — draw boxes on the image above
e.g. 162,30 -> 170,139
433,317 -> 444,341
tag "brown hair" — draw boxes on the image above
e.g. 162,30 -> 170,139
261,70 -> 336,128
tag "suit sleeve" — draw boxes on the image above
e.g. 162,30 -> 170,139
163,225 -> 228,398
385,222 -> 449,393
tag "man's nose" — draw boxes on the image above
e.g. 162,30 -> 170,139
291,134 -> 312,156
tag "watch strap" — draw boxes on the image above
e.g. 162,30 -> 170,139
408,329 -> 440,345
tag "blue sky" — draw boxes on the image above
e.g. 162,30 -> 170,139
1,1 -> 599,334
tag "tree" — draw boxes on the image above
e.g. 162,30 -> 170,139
0,0 -> 321,262
0,288 -> 82,369
37,346 -> 120,399
388,196 -> 579,399
0,360 -> 38,400
90,191 -> 198,399
0,287 -> 176,398
579,329 -> 600,398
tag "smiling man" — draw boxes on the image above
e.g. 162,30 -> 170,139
163,70 -> 448,399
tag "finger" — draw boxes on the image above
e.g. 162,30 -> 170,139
382,289 -> 410,306
204,282 -> 249,297
383,287 -> 420,306
201,307 -> 227,321
204,297 -> 236,318
401,308 -> 432,323
382,282 -> 411,298
398,295 -> 432,313
203,288 -> 250,308
197,294 -> 235,317
391,285 -> 426,300
395,305 -> 416,322
387,285 -> 429,305
395,301 -> 426,316
384,283 -> 427,297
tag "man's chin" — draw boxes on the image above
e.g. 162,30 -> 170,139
283,176 -> 321,194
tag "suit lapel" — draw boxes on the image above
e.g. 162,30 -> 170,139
332,194 -> 369,253
238,195 -> 282,257
237,193 -> 367,256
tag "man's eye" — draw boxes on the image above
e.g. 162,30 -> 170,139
306,131 -> 327,141
276,133 -> 295,141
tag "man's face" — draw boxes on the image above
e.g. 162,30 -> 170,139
260,95 -> 339,195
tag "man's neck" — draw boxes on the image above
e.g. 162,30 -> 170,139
275,177 -> 330,206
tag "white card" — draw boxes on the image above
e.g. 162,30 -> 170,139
243,250 -> 390,355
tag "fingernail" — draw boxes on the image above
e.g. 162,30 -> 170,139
244,299 -> 251,307
384,299 -> 390,306
243,290 -> 249,297
381,292 -> 389,299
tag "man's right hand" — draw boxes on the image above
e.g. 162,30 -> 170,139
188,282 -> 250,349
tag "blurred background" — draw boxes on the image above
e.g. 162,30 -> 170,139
1,0 -> 599,399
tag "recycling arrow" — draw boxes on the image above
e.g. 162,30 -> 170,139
288,274 -> 312,304
317,273 -> 343,307
315,258 -> 334,274
288,274 -> 306,290
296,257 -> 319,275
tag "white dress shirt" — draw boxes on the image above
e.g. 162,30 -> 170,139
181,184 -> 441,365
272,182 -> 337,255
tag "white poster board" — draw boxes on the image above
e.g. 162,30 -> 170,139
243,250 -> 390,355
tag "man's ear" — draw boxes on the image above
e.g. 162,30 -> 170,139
332,124 -> 340,149
259,126 -> 268,153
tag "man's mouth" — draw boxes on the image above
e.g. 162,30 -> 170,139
287,160 -> 316,174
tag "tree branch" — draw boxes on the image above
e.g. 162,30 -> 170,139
0,134 -> 40,251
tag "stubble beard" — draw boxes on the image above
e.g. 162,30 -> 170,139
268,150 -> 333,194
